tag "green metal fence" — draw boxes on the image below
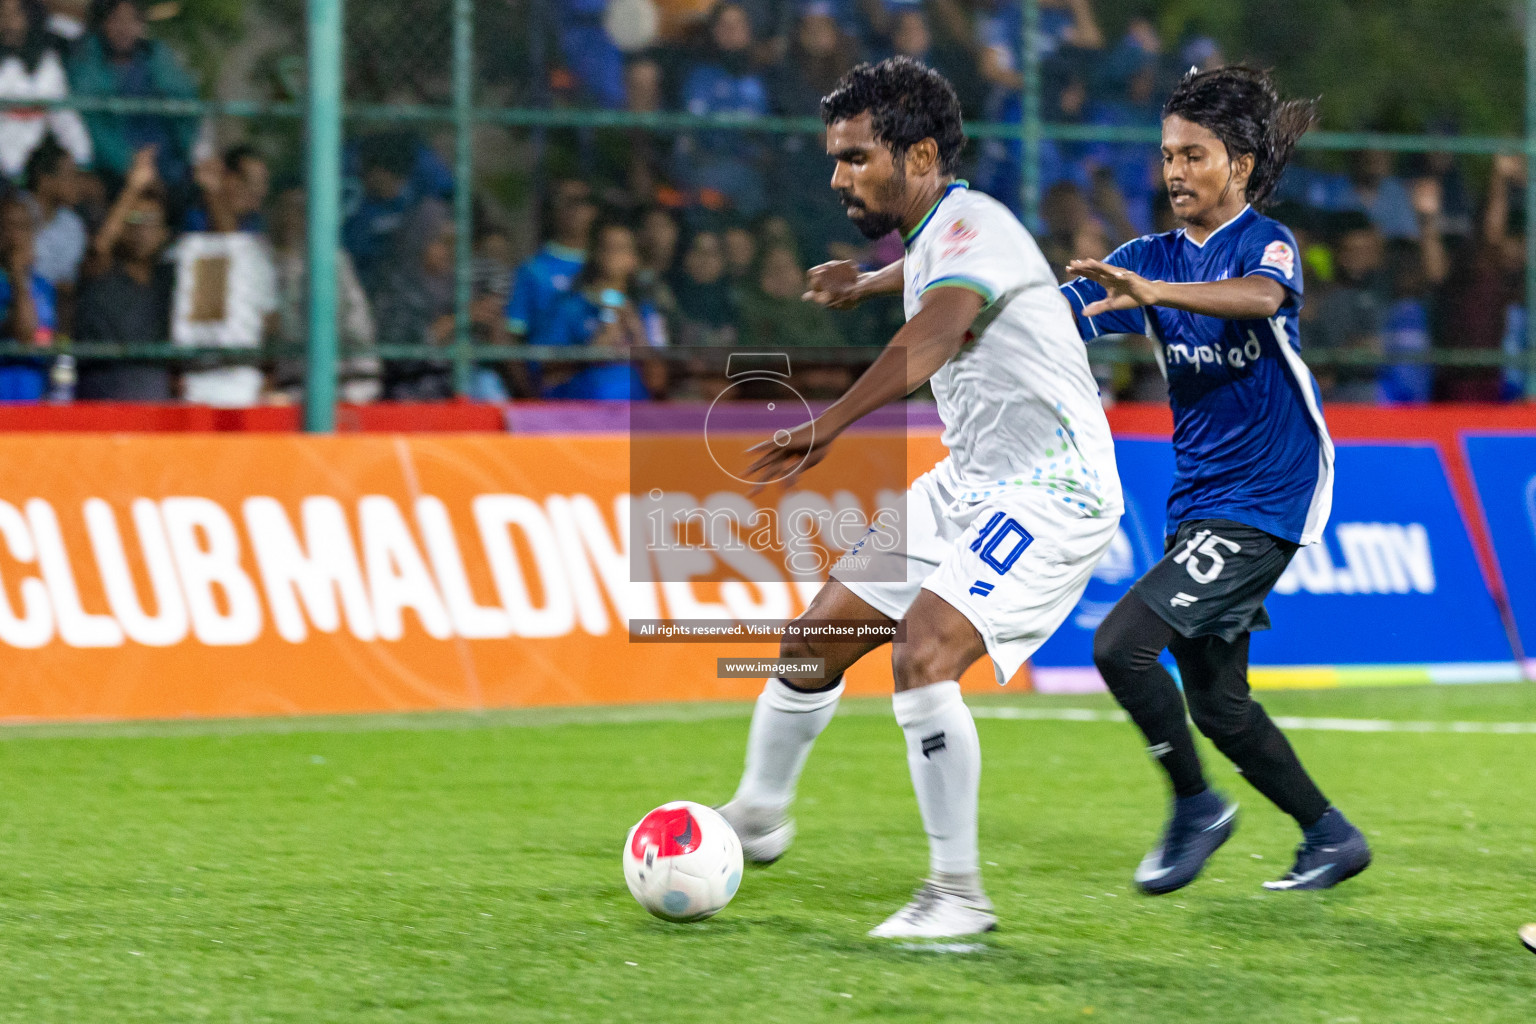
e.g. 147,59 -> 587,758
5,0 -> 1535,429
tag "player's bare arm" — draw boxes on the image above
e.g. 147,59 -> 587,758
745,285 -> 982,486
802,257 -> 905,309
1066,257 -> 1288,321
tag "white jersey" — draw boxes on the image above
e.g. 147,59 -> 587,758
902,182 -> 1121,520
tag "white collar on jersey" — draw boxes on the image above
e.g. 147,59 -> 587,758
1178,204 -> 1253,249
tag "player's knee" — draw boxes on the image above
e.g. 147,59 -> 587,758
1092,600 -> 1167,684
775,634 -> 826,691
891,634 -> 960,691
1092,621 -> 1151,684
1091,625 -> 1129,679
1188,692 -> 1253,745
779,633 -> 817,664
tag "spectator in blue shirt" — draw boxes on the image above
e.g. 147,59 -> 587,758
555,0 -> 626,109
1380,240 -> 1435,404
543,219 -> 667,400
1342,149 -> 1421,241
342,132 -> 449,299
675,2 -> 771,215
681,4 -> 770,123
1280,150 -> 1422,242
975,0 -> 1102,218
975,66 -> 1096,220
507,178 -> 598,349
1084,30 -> 1162,236
977,0 -> 1102,125
0,193 -> 57,400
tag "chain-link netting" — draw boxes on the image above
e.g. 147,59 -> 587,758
0,0 -> 1529,405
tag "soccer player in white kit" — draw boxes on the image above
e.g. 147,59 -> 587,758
717,57 -> 1123,938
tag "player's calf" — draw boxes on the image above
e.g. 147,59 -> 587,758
721,672 -> 846,864
871,595 -> 992,937
1186,691 -> 1331,827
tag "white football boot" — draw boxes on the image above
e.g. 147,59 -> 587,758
716,800 -> 795,864
1520,923 -> 1536,955
867,881 -> 997,939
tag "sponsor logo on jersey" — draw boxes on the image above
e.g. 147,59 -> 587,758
942,219 -> 978,257
1164,334 -> 1265,372
1260,240 -> 1296,280
969,580 -> 995,597
1273,522 -> 1436,596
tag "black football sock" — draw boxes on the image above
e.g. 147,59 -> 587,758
1092,593 -> 1209,799
1302,807 -> 1357,846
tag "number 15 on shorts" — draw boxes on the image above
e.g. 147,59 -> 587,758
1172,528 -> 1241,585
967,512 -> 1035,597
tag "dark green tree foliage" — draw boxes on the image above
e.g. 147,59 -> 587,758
1153,0 -> 1523,133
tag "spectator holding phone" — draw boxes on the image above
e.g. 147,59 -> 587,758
543,218 -> 666,399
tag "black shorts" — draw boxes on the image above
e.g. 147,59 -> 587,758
1130,518 -> 1299,644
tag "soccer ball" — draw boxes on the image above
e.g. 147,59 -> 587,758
623,801 -> 743,922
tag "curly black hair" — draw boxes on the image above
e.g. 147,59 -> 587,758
821,57 -> 966,176
1162,65 -> 1319,208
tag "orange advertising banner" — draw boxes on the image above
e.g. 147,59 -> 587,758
0,433 -> 1013,723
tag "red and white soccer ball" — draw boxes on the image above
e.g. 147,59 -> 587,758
623,801 -> 743,922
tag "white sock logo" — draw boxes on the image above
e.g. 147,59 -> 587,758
921,731 -> 947,758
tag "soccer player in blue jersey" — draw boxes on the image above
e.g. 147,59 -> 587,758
1061,66 -> 1372,895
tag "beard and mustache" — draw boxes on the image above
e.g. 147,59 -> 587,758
838,165 -> 909,240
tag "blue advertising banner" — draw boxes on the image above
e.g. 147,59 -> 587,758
1463,434 -> 1536,672
1031,441 -> 1517,690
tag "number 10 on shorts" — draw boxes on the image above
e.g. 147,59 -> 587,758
969,512 -> 1035,574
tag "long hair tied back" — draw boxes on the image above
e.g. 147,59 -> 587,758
1162,65 -> 1319,208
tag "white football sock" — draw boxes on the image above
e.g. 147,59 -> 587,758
894,681 -> 981,880
732,676 -> 844,811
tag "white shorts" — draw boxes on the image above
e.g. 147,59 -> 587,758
831,467 -> 1121,686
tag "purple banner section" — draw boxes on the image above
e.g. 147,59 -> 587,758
504,401 -> 946,434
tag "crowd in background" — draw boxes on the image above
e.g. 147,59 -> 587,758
525,0 -> 1532,404
0,0 -> 1528,404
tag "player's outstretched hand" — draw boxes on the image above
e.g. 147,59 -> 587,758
744,419 -> 831,493
1066,258 -> 1162,317
803,261 -> 864,310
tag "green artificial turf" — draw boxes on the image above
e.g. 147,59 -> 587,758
0,683 -> 1533,1022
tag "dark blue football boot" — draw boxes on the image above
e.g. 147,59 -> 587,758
1263,808 -> 1372,891
1135,790 -> 1238,896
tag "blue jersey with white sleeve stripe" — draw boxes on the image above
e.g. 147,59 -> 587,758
1060,205 -> 1333,545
